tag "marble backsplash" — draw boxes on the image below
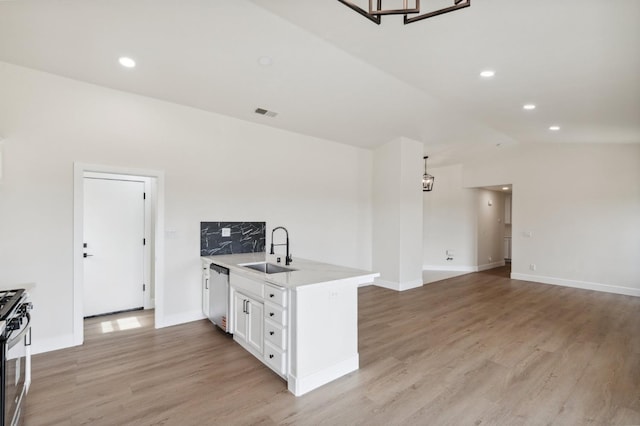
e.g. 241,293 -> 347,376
200,222 -> 265,256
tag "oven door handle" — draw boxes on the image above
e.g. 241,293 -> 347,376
7,312 -> 31,350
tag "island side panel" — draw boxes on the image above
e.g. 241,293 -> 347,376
288,279 -> 359,396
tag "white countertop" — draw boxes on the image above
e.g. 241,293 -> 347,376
202,253 -> 379,289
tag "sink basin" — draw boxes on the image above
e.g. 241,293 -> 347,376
240,262 -> 296,274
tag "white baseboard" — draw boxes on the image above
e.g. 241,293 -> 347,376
374,278 -> 423,291
287,354 -> 359,397
423,261 -> 505,274
422,270 -> 470,285
32,333 -> 76,355
477,260 -> 506,271
156,310 -> 205,329
423,264 -> 478,272
357,274 -> 379,288
511,273 -> 640,297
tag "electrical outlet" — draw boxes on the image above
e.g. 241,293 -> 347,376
222,228 -> 231,237
529,264 -> 537,271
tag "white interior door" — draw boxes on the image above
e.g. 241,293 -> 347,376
83,177 -> 145,317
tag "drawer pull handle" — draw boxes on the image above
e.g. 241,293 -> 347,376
269,354 -> 274,359
269,312 -> 275,317
269,331 -> 274,335
269,293 -> 275,298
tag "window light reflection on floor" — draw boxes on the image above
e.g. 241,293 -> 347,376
100,316 -> 142,334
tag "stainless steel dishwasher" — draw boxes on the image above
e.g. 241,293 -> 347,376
209,263 -> 231,333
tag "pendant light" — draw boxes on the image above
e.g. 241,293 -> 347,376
422,156 -> 434,192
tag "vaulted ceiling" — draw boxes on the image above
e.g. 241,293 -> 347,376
0,0 -> 638,166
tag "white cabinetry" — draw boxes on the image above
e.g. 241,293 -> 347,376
230,272 -> 287,376
201,260 -> 211,317
230,273 -> 265,358
233,292 -> 263,355
263,283 -> 288,376
230,272 -> 361,396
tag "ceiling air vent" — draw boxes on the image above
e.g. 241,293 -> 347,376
254,107 -> 278,118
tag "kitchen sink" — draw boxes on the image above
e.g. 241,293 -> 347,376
240,262 -> 296,274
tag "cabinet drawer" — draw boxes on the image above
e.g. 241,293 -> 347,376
264,301 -> 286,326
264,342 -> 286,376
264,319 -> 286,350
264,284 -> 287,307
230,273 -> 264,299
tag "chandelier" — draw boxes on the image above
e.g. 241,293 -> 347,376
337,0 -> 470,25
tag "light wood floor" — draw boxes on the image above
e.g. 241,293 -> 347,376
24,266 -> 640,425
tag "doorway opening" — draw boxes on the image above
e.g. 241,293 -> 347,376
73,163 -> 165,346
475,184 -> 513,275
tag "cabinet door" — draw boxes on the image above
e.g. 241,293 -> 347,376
246,298 -> 264,355
264,320 -> 286,350
233,293 -> 248,343
202,268 -> 210,317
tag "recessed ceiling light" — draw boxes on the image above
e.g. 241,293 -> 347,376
258,56 -> 273,66
523,104 -> 536,110
549,125 -> 561,131
118,57 -> 136,68
480,70 -> 495,78
502,187 -> 509,191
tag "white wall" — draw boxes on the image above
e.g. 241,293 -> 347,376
0,62 -> 373,353
423,143 -> 640,296
372,141 -> 400,284
423,164 -> 476,271
372,137 -> 423,290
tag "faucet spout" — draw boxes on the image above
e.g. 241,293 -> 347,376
270,226 -> 292,265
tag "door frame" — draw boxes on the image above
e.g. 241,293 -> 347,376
73,162 -> 165,346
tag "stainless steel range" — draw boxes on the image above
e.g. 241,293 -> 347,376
0,289 -> 32,426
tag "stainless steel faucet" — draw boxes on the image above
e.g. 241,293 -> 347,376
270,226 -> 292,265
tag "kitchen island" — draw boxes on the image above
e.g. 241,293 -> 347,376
201,253 -> 378,396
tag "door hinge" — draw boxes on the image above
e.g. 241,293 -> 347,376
143,284 -> 146,292
143,192 -> 146,200
143,238 -> 146,245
